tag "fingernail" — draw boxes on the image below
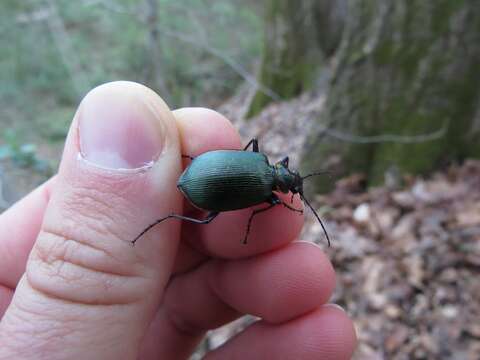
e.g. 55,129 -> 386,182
78,82 -> 164,169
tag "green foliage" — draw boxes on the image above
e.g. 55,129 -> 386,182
36,106 -> 76,141
246,0 -> 320,118
0,0 -> 263,140
0,130 -> 52,175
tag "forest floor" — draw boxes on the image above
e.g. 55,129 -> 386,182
196,158 -> 480,360
1,91 -> 479,360
213,91 -> 480,360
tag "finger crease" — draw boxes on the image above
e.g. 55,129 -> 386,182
35,227 -> 141,278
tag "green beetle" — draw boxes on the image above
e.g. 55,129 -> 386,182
132,139 -> 330,245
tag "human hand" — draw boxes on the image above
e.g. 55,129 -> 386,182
0,82 -> 356,359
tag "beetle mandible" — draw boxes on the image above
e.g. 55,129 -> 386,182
132,138 -> 330,246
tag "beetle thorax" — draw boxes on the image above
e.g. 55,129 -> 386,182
273,164 -> 303,194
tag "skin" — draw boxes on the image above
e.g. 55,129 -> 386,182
0,82 -> 356,359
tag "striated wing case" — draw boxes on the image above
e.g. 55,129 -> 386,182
177,150 -> 275,211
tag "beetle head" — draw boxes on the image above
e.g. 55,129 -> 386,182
273,157 -> 331,247
273,157 -> 303,194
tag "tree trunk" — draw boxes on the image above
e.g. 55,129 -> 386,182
144,0 -> 170,102
246,0 -> 345,117
312,0 -> 347,57
303,0 -> 480,191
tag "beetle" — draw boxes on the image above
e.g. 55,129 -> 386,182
132,138 -> 330,246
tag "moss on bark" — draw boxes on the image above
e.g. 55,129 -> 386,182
246,0 -> 346,118
246,0 -> 318,118
303,0 -> 480,190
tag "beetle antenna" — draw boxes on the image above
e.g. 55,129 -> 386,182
300,193 -> 331,247
302,171 -> 332,180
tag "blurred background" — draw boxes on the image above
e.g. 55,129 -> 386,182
1,1 -> 479,359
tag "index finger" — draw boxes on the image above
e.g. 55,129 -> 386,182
0,176 -> 56,288
173,108 -> 304,260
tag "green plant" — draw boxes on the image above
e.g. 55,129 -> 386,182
0,130 -> 52,174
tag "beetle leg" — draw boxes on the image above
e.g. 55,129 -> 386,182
281,201 -> 303,214
242,193 -> 302,245
243,203 -> 276,244
271,193 -> 303,214
280,200 -> 303,214
132,211 -> 219,245
167,211 -> 219,224
269,193 -> 281,205
243,138 -> 259,152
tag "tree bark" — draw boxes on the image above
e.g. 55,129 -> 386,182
303,0 -> 480,190
313,0 -> 347,57
246,0 -> 345,117
144,0 -> 170,102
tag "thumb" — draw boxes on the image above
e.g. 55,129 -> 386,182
0,82 -> 182,359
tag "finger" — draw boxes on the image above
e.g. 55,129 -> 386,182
171,238 -> 208,275
139,242 -> 334,359
174,107 -> 242,159
206,305 -> 357,360
0,285 -> 12,318
0,81 -> 182,359
171,107 -> 304,262
171,107 -> 241,273
186,195 -> 304,259
173,107 -> 243,217
166,242 -> 333,329
0,177 -> 56,288
210,241 -> 334,323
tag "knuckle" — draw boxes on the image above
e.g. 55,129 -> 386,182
21,176 -> 156,306
27,225 -> 150,306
